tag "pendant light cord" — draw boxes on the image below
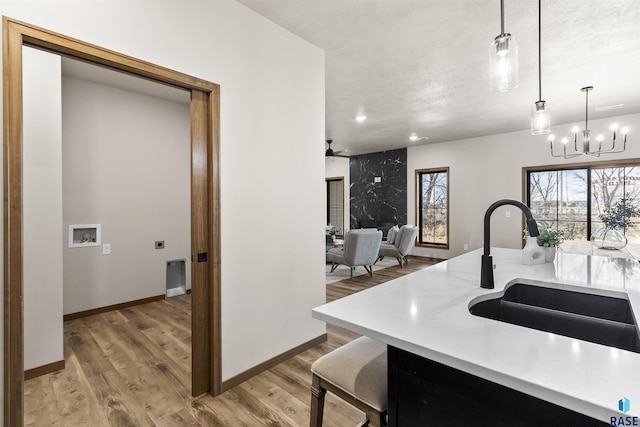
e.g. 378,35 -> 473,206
538,0 -> 542,102
500,0 -> 505,34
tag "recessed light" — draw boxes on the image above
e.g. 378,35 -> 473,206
409,134 -> 428,142
355,114 -> 367,122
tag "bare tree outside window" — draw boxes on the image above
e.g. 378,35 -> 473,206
417,168 -> 449,248
591,167 -> 640,242
528,169 -> 588,240
526,163 -> 640,245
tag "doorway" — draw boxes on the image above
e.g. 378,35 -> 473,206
3,17 -> 221,426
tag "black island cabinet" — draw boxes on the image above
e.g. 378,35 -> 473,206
387,346 -> 609,427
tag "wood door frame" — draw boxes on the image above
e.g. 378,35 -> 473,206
2,16 -> 221,425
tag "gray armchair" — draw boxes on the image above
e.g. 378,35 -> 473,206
376,224 -> 418,268
327,229 -> 383,279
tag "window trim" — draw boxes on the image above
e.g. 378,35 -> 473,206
522,158 -> 640,240
326,176 -> 345,238
415,167 -> 450,249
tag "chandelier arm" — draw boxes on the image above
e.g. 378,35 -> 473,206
564,143 -> 584,159
549,140 -> 583,159
600,146 -> 626,154
598,137 -> 627,154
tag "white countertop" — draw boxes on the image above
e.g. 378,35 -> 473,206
312,248 -> 640,423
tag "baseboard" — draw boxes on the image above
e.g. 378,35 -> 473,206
24,360 -> 65,380
221,333 -> 328,392
63,288 -> 193,321
64,294 -> 164,321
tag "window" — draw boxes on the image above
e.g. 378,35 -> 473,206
525,161 -> 640,244
528,168 -> 588,240
416,168 -> 449,248
326,177 -> 344,236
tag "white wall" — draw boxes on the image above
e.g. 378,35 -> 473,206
23,47 -> 64,371
0,0 -> 326,396
325,157 -> 350,233
408,113 -> 640,260
62,75 -> 191,315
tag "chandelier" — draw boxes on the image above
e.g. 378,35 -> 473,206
549,86 -> 628,159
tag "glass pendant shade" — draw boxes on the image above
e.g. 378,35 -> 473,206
531,101 -> 550,135
490,33 -> 519,92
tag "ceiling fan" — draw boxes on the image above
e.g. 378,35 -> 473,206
325,139 -> 349,158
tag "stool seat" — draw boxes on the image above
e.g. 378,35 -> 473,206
309,336 -> 387,426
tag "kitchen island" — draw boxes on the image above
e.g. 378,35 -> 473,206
312,248 -> 640,425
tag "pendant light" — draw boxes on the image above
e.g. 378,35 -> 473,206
490,0 -> 519,92
531,0 -> 550,134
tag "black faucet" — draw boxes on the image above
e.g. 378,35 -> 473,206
481,199 -> 540,289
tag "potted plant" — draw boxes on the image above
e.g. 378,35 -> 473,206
536,228 -> 563,262
326,224 -> 337,243
591,198 -> 640,250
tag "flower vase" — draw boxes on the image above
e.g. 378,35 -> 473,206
522,236 -> 545,265
590,227 -> 627,250
542,246 -> 556,263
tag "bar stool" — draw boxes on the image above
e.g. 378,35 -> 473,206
309,336 -> 387,427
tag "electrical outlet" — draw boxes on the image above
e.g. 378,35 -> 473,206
463,244 -> 469,251
102,244 -> 111,255
505,210 -> 511,218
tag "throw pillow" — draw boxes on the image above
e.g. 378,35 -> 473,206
387,225 -> 399,244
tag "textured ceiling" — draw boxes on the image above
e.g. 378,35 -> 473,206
236,0 -> 640,155
61,57 -> 191,105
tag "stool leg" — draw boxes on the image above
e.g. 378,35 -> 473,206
367,410 -> 386,427
310,374 -> 326,427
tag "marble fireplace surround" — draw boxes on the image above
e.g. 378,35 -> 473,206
349,148 -> 407,233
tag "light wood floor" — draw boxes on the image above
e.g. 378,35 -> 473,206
24,256 -> 440,426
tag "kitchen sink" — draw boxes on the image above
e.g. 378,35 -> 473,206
469,279 -> 640,354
